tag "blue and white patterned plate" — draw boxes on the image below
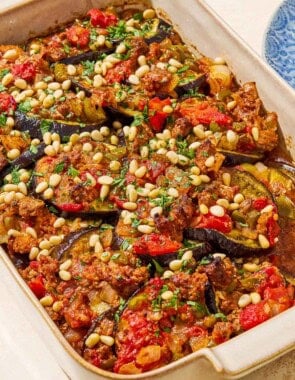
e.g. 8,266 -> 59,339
264,0 -> 295,89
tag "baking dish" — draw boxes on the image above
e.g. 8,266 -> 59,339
0,0 -> 294,379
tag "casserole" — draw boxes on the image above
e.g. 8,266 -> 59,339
0,0 -> 294,378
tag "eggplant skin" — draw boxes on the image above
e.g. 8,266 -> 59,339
53,226 -> 98,260
14,111 -> 106,141
220,150 -> 264,166
138,242 -> 212,267
205,281 -> 218,314
60,48 -> 114,65
0,143 -> 46,184
184,228 -> 266,257
145,19 -> 172,44
175,75 -> 208,98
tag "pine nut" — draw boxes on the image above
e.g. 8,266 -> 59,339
35,181 -> 48,193
100,185 -> 110,200
52,301 -> 63,312
97,34 -> 106,46
161,290 -> 174,300
39,239 -> 51,250
193,125 -> 205,139
128,187 -> 138,203
116,43 -> 126,54
210,205 -> 225,217
89,234 -> 100,247
62,79 -> 71,90
222,172 -> 231,186
261,205 -> 273,213
212,252 -> 226,259
67,64 -> 76,75
122,202 -> 137,211
238,294 -> 251,308
137,55 -> 147,66
100,335 -> 114,346
226,130 -> 237,143
53,217 -> 65,228
29,247 -> 39,260
189,141 -> 201,150
49,235 -> 63,245
205,156 -> 215,168
3,49 -> 19,60
227,100 -> 237,110
233,193 -> 244,204
59,259 -> 72,271
40,295 -> 54,307
85,333 -> 100,348
200,174 -> 211,183
162,270 -> 174,279
251,127 -> 259,142
43,94 -> 55,108
4,191 -> 15,204
229,202 -> 240,210
150,206 -> 163,218
26,226 -> 37,239
199,204 -> 209,215
162,105 -> 173,114
49,174 -> 61,187
109,160 -> 121,171
135,65 -> 150,78
169,259 -> 182,271
37,249 -> 49,258
135,166 -> 147,178
2,72 -> 14,86
258,234 -> 270,249
250,292 -> 261,304
8,228 -> 21,237
216,198 -> 230,209
166,150 -> 178,164
140,146 -> 149,158
82,142 -> 93,153
35,81 -> 47,90
93,74 -> 103,88
190,175 -> 202,186
98,175 -> 113,185
59,270 -> 72,281
167,188 -> 179,198
3,184 -> 18,192
243,262 -> 259,272
94,240 -> 103,254
128,126 -> 137,141
143,8 -> 156,19
137,224 -> 153,234
168,58 -> 182,68
93,152 -> 103,163
6,116 -> 15,128
182,250 -> 193,261
7,148 -> 20,160
214,56 -> 226,65
128,74 -> 140,85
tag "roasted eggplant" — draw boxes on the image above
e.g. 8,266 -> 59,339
220,150 -> 264,166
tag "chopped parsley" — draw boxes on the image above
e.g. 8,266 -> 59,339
0,68 -> 10,79
29,144 -> 38,154
107,20 -> 128,40
40,120 -> 52,135
82,60 -> 95,77
176,138 -> 195,159
18,100 -> 32,113
54,161 -> 65,173
114,297 -> 126,322
0,113 -> 7,126
67,166 -> 79,177
10,166 -> 21,184
177,65 -> 190,74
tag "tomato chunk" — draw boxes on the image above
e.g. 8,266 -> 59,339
66,25 -> 90,48
12,61 -> 36,82
197,213 -> 232,234
88,8 -> 118,28
0,93 -> 17,113
239,301 -> 271,331
148,97 -> 172,132
58,203 -> 84,212
133,233 -> 182,255
28,275 -> 46,299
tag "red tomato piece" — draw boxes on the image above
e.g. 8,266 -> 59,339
28,275 -> 46,299
105,59 -> 134,84
263,286 -> 293,310
148,97 -> 172,132
0,93 -> 17,113
66,25 -> 90,48
133,233 -> 182,256
144,160 -> 168,183
266,216 -> 280,246
197,213 -> 232,234
109,195 -> 126,209
179,99 -> 232,126
11,61 -> 36,82
87,8 -> 118,28
239,301 -> 271,331
58,203 -> 84,212
252,197 -> 269,211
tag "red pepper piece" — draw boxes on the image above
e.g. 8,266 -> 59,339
144,160 -> 168,183
28,275 -> 46,299
148,97 -> 172,132
66,25 -> 90,48
133,233 -> 182,256
11,61 -> 36,82
197,213 -> 232,234
239,301 -> 271,331
105,59 -> 134,84
109,195 -> 126,209
87,8 -> 118,28
0,93 -> 17,113
266,216 -> 280,246
263,286 -> 293,311
58,203 -> 84,212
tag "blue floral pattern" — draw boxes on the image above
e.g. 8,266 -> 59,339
264,0 -> 295,88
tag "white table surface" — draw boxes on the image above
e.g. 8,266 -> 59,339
0,1 -> 294,379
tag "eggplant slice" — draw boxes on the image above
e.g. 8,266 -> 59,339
220,150 -> 264,166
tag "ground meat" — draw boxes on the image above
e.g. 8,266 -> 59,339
64,292 -> 94,329
232,82 -> 262,122
0,135 -> 29,152
141,67 -> 172,95
71,184 -> 100,204
155,195 -> 194,241
0,147 -> 7,171
171,271 -> 208,303
211,321 -> 233,344
171,117 -> 193,139
195,139 -> 224,174
256,128 -> 278,152
200,257 -> 237,290
197,181 -> 235,207
8,233 -> 37,254
18,197 -> 44,217
216,290 -> 242,314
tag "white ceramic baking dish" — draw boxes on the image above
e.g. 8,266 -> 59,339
0,0 -> 295,379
